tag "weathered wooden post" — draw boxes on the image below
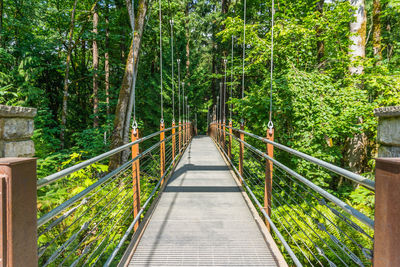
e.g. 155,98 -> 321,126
239,123 -> 245,184
264,128 -> 274,230
131,128 -> 140,231
374,158 -> 400,267
0,158 -> 38,267
160,122 -> 165,184
172,122 -> 176,164
228,121 -> 233,159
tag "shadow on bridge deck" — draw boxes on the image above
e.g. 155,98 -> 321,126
122,136 -> 287,267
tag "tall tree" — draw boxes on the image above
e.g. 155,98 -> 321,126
348,0 -> 366,75
316,0 -> 325,69
60,0 -> 78,148
105,0 -> 110,117
373,0 -> 382,62
93,3 -> 99,127
0,0 -> 3,47
346,0 -> 367,174
110,0 -> 151,167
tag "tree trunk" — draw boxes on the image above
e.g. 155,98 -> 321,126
316,0 -> 324,69
109,0 -> 150,168
0,0 -> 3,47
346,0 -> 367,175
60,0 -> 78,148
348,0 -> 366,75
92,4 -> 99,127
105,0 -> 110,117
373,0 -> 382,62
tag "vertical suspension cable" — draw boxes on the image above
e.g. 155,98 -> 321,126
268,0 -> 275,130
130,0 -> 138,130
159,0 -> 163,122
219,82 -> 223,123
178,59 -> 181,122
170,19 -> 175,123
241,0 -> 246,123
182,82 -> 185,122
241,0 -> 246,100
223,59 -> 227,123
230,35 -> 234,122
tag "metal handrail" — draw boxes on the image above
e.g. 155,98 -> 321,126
221,124 -> 375,190
37,126 -> 179,189
219,127 -> 374,229
37,133 -> 176,228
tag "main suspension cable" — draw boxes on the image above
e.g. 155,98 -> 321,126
159,0 -> 163,122
268,0 -> 275,131
170,19 -> 175,123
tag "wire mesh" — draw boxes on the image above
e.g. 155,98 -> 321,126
37,128 -> 187,266
212,125 -> 374,267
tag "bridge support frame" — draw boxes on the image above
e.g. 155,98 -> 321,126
160,122 -> 165,184
374,158 -> 400,267
131,128 -> 141,231
239,122 -> 245,184
0,158 -> 38,267
264,128 -> 274,231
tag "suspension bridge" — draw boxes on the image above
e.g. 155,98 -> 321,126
1,121 -> 397,266
1,0 -> 399,265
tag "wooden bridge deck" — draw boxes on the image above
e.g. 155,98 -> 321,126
125,136 -> 286,266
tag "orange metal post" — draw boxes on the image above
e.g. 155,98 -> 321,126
131,128 -> 140,231
239,123 -> 245,184
374,158 -> 400,267
160,122 -> 165,184
172,122 -> 176,165
179,122 -> 182,153
228,121 -> 233,159
222,122 -> 226,151
264,128 -> 274,230
0,158 -> 38,267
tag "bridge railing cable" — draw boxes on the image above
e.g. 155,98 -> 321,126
209,122 -> 374,267
37,125 -> 193,266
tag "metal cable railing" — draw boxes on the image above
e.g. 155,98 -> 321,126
210,122 -> 374,267
37,124 -> 192,266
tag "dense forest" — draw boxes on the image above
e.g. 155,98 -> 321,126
1,0 -> 399,177
1,0 -> 399,265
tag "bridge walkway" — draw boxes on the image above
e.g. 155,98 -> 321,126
126,136 -> 286,266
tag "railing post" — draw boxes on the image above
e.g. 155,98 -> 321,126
222,122 -> 226,151
264,128 -> 274,230
131,128 -> 140,231
228,121 -> 232,159
179,121 -> 182,153
374,158 -> 400,266
160,122 -> 165,184
239,122 -> 245,184
0,158 -> 37,267
172,122 -> 176,165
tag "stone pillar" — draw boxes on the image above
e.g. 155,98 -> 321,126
374,106 -> 400,157
0,105 -> 37,158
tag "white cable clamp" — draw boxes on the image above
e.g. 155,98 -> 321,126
268,120 -> 274,133
132,120 -> 138,134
